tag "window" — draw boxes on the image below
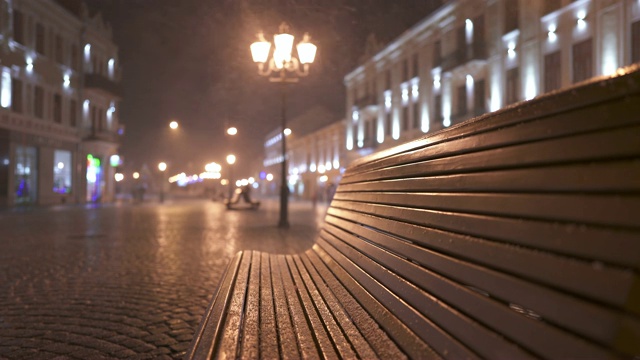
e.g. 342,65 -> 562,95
91,105 -> 97,130
53,150 -> 72,194
632,20 -> 640,64
69,99 -> 77,127
457,84 -> 467,117
505,0 -> 519,34
13,10 -> 24,44
386,111 -> 392,136
11,78 -> 22,113
1,71 -> 11,108
434,94 -> 442,121
506,67 -> 520,105
474,79 -> 486,115
457,26 -> 465,48
15,146 -> 37,204
71,44 -> 79,70
385,70 -> 391,90
34,86 -> 44,118
402,59 -> 409,82
573,39 -> 592,83
91,55 -> 97,73
474,15 -> 485,45
433,40 -> 441,67
98,107 -> 104,130
402,106 -> 410,131
544,51 -> 562,92
53,94 -> 62,123
55,34 -> 63,63
364,120 -> 372,143
36,23 -> 45,55
472,15 -> 486,58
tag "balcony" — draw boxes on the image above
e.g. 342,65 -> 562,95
82,128 -> 120,143
441,42 -> 488,72
84,74 -> 122,98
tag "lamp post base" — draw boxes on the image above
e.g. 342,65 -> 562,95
278,184 -> 289,228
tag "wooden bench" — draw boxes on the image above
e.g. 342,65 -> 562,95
187,66 -> 640,359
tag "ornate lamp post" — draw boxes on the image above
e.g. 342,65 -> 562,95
250,22 -> 317,228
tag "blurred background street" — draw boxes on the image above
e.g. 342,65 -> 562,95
0,197 -> 326,359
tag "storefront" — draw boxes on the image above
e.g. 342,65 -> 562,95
86,154 -> 104,203
14,145 -> 38,204
1,128 -> 81,206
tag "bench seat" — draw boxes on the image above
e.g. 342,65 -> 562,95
188,66 -> 640,359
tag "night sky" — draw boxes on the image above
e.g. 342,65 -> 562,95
84,0 -> 442,177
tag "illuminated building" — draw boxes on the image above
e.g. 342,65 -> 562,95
0,0 -> 122,206
263,106 -> 345,200
344,0 -> 640,155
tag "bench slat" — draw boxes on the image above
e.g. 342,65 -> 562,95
325,214 -> 640,352
187,252 -> 243,360
327,201 -> 640,269
239,251 -> 260,359
306,247 -> 415,359
342,126 -> 640,188
216,251 -> 251,359
317,236 -> 486,360
269,256 -> 302,359
327,205 -> 638,310
272,255 -> 320,359
339,161 -> 640,194
288,255 -> 356,358
334,192 -> 640,229
298,252 -> 391,359
259,252 -> 279,358
283,255 -> 340,359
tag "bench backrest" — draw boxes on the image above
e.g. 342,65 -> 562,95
318,66 -> 640,358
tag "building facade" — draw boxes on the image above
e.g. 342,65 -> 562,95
263,106 -> 345,201
0,0 -> 121,207
345,0 -> 640,155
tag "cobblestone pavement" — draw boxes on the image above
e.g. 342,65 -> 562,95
0,197 -> 327,359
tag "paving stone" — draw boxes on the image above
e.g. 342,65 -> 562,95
0,199 -> 323,359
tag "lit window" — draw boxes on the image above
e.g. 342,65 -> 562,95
548,24 -> 557,42
53,150 -> 72,194
507,42 -> 516,59
1,69 -> 11,108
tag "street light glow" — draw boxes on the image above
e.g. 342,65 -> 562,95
284,128 -> 292,136
227,127 -> 237,136
133,172 -> 140,179
169,121 -> 179,130
114,173 -> 124,182
158,162 -> 167,172
226,154 -> 236,165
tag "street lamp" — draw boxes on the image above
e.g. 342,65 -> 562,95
169,121 -> 179,130
226,127 -> 238,136
158,162 -> 167,203
250,22 -> 317,228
